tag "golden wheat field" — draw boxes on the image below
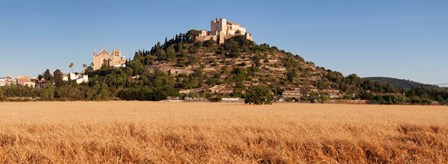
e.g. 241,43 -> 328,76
0,102 -> 447,163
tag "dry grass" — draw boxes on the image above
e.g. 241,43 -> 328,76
0,101 -> 447,163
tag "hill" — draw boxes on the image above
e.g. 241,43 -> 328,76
1,29 -> 448,105
363,77 -> 435,90
99,30 -> 407,103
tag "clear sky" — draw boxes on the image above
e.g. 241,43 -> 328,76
0,0 -> 447,84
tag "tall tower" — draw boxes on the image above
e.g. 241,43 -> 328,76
112,49 -> 121,56
219,18 -> 227,36
93,49 -> 100,70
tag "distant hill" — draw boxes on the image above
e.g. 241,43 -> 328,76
117,30 -> 401,101
363,77 -> 437,90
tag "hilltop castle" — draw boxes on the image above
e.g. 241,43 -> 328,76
93,49 -> 126,70
195,18 -> 253,44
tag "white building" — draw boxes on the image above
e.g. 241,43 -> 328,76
0,77 -> 5,87
63,73 -> 89,84
16,76 -> 36,88
1,76 -> 20,87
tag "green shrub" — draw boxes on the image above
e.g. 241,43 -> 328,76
245,85 -> 274,105
208,96 -> 222,102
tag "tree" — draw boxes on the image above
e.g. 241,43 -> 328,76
166,45 -> 177,62
316,81 -> 329,90
37,74 -> 44,81
41,84 -> 55,99
0,88 -> 4,100
203,39 -> 215,47
224,39 -> 241,58
252,54 -> 261,67
53,69 -> 64,87
245,85 -> 274,105
85,66 -> 94,74
231,82 -> 246,97
129,60 -> 144,75
194,41 -> 203,48
118,69 -> 178,101
69,62 -> 74,72
156,49 -> 167,60
82,64 -> 87,72
43,69 -> 53,81
96,83 -> 111,100
208,96 -> 222,102
187,54 -> 199,66
286,68 -> 297,83
186,29 -> 200,42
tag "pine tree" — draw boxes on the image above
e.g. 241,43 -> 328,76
43,69 -> 53,81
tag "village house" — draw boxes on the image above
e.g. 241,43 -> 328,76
196,18 -> 253,44
1,76 -> 45,88
0,77 -> 14,87
32,79 -> 46,88
93,49 -> 126,70
16,76 -> 36,88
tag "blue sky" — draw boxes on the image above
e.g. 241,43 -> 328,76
0,0 -> 447,84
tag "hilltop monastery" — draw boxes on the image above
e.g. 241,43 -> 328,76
196,18 -> 253,44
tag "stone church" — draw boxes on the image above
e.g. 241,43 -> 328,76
93,49 -> 126,70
